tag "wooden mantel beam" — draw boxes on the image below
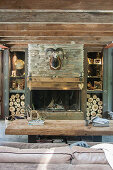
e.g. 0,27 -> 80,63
0,11 -> 113,24
0,0 -> 113,10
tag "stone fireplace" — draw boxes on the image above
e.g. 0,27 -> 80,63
27,44 -> 84,120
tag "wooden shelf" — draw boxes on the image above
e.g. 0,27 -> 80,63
88,64 -> 102,66
10,90 -> 25,93
10,76 -> 25,79
87,90 -> 103,93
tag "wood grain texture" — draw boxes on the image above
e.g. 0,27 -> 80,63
27,81 -> 83,90
1,24 -> 113,32
44,111 -> 84,120
1,31 -> 113,37
0,0 -> 113,10
5,119 -> 113,136
1,36 -> 112,43
28,77 -> 82,82
0,1 -> 113,46
0,12 -> 113,23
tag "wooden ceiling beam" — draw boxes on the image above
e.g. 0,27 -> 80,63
0,0 -> 113,10
1,24 -> 113,32
5,44 -> 105,52
0,37 -> 111,45
0,11 -> 113,23
0,36 -> 112,42
1,31 -> 113,37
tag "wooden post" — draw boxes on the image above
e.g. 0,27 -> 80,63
3,49 -> 9,118
81,49 -> 87,119
0,51 -> 2,118
25,49 -> 31,108
103,47 -> 113,116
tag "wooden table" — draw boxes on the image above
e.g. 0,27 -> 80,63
5,119 -> 113,142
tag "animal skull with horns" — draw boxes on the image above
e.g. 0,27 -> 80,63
46,48 -> 64,70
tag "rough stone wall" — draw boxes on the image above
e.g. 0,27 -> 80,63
28,44 -> 84,78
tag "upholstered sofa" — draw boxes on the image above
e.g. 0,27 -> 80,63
0,142 -> 112,170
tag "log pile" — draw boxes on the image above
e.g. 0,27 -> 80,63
9,94 -> 25,117
86,94 -> 103,120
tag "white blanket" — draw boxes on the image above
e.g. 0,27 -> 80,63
91,143 -> 113,169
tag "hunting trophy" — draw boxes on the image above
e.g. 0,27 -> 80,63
46,48 -> 64,70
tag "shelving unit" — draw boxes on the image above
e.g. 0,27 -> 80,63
9,51 -> 26,117
86,52 -> 103,120
87,90 -> 103,94
10,90 -> 25,93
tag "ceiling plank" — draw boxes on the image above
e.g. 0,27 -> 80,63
1,31 -> 113,36
0,36 -> 112,44
0,12 -> 113,23
0,0 -> 113,10
1,24 -> 113,32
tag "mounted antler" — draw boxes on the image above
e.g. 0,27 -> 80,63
46,48 -> 55,56
56,48 -> 64,59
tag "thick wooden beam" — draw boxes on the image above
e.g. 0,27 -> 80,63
1,24 -> 113,32
1,31 -> 113,37
0,0 -> 113,10
0,36 -> 112,43
8,44 -> 104,52
0,12 -> 113,23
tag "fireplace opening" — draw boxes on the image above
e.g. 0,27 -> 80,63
31,90 -> 81,112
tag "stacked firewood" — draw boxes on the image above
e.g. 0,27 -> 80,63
86,94 -> 103,120
9,94 -> 25,117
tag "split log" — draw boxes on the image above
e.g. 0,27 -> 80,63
92,104 -> 98,111
88,98 -> 93,103
20,109 -> 25,114
98,109 -> 102,113
16,99 -> 20,103
16,94 -> 20,99
87,94 -> 90,99
14,102 -> 17,105
17,108 -> 20,112
99,105 -> 103,110
96,98 -> 100,102
9,102 -> 13,106
16,111 -> 21,116
17,104 -> 20,107
11,95 -> 15,99
15,105 -> 17,109
86,112 -> 90,116
93,95 -> 97,99
91,111 -> 96,117
9,98 -> 13,102
9,107 -> 15,112
98,101 -> 103,105
20,114 -> 25,117
21,94 -> 25,100
97,113 -> 102,118
11,112 -> 15,116
87,102 -> 90,106
93,100 -> 97,104
21,101 -> 25,106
